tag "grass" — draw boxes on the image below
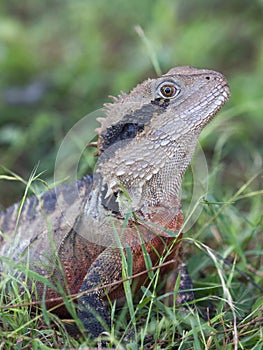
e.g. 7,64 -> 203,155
0,153 -> 262,349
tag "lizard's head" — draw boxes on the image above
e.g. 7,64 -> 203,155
96,66 -> 230,154
94,66 -> 230,217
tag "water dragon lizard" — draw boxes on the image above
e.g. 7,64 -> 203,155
0,66 -> 230,339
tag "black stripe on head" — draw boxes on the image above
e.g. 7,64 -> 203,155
101,100 -> 169,152
151,98 -> 170,108
101,122 -> 144,151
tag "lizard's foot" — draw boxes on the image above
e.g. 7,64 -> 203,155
165,262 -> 195,306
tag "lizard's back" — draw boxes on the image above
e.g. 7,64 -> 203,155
0,175 -> 105,312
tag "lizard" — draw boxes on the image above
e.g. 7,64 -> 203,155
0,66 -> 230,340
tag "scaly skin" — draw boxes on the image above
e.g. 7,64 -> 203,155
0,66 -> 230,339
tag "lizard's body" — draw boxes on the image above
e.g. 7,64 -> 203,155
0,66 -> 230,338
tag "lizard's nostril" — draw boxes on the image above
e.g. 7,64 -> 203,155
205,76 -> 210,80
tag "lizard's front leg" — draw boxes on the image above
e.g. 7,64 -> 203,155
78,246 -> 123,339
165,262 -> 195,306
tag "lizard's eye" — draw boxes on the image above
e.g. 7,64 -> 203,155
158,82 -> 180,99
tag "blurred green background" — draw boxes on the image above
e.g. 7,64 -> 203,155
0,0 -> 262,208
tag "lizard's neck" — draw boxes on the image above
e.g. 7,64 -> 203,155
96,132 -> 198,216
85,132 -> 198,232
84,171 -> 184,241
82,123 -> 201,243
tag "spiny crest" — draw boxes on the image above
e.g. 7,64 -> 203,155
94,78 -> 153,154
94,92 -> 126,138
95,78 -> 153,137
